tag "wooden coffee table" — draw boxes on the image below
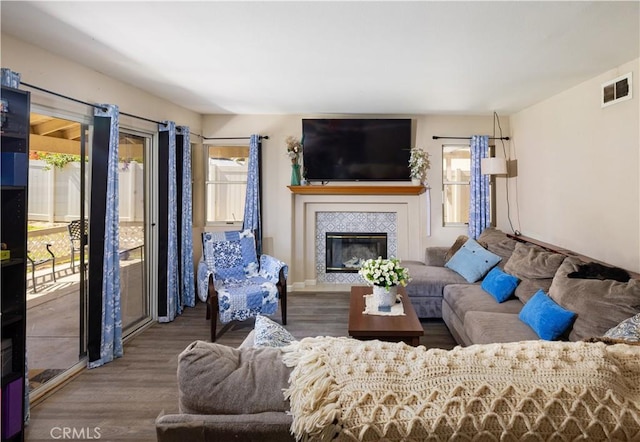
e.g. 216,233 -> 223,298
348,285 -> 424,346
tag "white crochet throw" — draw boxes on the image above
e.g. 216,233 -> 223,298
282,337 -> 640,441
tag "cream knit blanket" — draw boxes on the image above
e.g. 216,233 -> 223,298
282,337 -> 640,441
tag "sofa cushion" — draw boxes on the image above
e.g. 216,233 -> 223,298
464,311 -> 539,344
156,412 -> 295,442
177,340 -> 291,415
519,290 -> 576,341
254,315 -> 296,348
513,278 -> 555,305
445,238 -> 502,283
403,263 -> 468,299
423,247 -> 449,267
504,242 -> 566,304
504,242 -> 565,279
481,267 -> 519,303
444,284 -> 524,323
477,227 -> 518,269
549,257 -> 640,341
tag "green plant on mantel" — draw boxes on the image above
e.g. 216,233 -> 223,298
408,147 -> 431,183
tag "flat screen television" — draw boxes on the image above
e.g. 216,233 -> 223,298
301,118 -> 412,181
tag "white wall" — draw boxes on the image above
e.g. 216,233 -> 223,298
1,34 -> 201,135
507,58 -> 640,272
200,114 -> 508,270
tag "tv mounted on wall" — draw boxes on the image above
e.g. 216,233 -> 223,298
302,118 -> 412,182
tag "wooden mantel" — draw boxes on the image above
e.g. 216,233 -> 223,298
287,185 -> 426,195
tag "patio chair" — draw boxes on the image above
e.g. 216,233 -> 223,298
67,219 -> 87,273
27,244 -> 56,292
197,229 -> 288,342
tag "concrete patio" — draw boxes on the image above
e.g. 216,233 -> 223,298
26,247 -> 146,393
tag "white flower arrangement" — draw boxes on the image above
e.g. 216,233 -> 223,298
408,147 -> 431,182
358,256 -> 411,289
286,136 -> 302,165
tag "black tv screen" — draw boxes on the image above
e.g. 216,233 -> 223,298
302,119 -> 412,181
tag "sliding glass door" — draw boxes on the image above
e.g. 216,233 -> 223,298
118,131 -> 151,332
26,113 -> 89,393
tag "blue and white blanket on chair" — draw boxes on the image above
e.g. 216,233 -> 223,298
197,230 -> 288,323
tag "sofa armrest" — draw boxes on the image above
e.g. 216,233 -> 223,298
156,412 -> 295,442
425,247 -> 449,267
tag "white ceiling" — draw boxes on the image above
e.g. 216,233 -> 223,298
2,1 -> 639,115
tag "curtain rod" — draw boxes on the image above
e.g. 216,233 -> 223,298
19,82 -> 249,140
22,80 -> 170,126
202,136 -> 269,141
22,81 -> 107,113
432,135 -> 510,141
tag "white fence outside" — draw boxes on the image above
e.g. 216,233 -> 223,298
28,160 -> 144,222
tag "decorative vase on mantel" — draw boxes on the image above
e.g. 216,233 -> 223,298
411,177 -> 421,186
291,163 -> 301,186
373,285 -> 398,308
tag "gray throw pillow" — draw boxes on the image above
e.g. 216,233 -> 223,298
504,242 -> 566,304
549,257 -> 640,341
177,340 -> 291,415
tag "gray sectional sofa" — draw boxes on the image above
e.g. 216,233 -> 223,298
403,227 -> 519,320
405,227 -> 640,346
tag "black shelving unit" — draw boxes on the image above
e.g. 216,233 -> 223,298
1,85 -> 30,442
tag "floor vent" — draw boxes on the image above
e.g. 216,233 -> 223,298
602,72 -> 632,107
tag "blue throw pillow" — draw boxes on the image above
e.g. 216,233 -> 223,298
481,267 -> 519,303
519,290 -> 576,340
445,238 -> 502,283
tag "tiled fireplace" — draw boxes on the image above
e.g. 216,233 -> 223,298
289,187 -> 429,289
317,212 -> 397,284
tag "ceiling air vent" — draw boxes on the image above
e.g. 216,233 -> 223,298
601,72 -> 632,108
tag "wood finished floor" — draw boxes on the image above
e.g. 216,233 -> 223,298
25,292 -> 456,441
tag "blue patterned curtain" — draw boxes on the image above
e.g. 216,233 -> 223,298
179,126 -> 195,308
159,121 -> 180,322
468,135 -> 490,239
1,67 -> 21,87
88,104 -> 122,368
243,134 -> 262,254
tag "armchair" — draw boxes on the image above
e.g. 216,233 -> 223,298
197,230 -> 287,342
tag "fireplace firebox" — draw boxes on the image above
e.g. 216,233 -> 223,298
325,232 -> 387,273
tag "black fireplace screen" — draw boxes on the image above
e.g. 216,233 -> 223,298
325,232 -> 388,273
